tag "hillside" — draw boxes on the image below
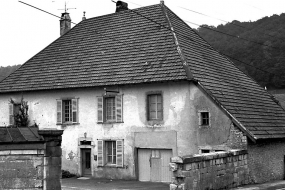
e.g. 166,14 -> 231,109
0,65 -> 21,82
196,13 -> 285,89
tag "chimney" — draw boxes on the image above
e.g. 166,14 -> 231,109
60,12 -> 71,36
116,1 -> 128,13
82,11 -> 86,21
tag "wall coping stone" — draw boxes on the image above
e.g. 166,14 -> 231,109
171,149 -> 248,164
38,129 -> 64,136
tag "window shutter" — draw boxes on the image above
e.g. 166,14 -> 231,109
56,100 -> 62,124
97,97 -> 103,123
116,95 -> 123,122
72,99 -> 78,123
9,103 -> 14,126
116,140 -> 124,167
97,140 -> 104,166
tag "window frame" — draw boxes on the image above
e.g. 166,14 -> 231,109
146,92 -> 163,121
97,139 -> 124,167
56,98 -> 79,125
97,94 -> 123,124
198,110 -> 210,126
9,103 -> 22,126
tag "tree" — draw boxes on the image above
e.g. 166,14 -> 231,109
9,97 -> 29,127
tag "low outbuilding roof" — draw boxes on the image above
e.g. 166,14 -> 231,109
0,126 -> 43,143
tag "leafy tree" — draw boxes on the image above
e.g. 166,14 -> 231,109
196,13 -> 285,89
9,97 -> 29,127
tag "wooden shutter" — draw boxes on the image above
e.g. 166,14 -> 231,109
97,140 -> 104,166
116,95 -> 123,122
72,99 -> 78,123
116,140 -> 124,167
56,100 -> 62,124
9,103 -> 14,126
97,97 -> 103,123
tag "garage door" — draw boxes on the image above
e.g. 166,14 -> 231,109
138,149 -> 172,182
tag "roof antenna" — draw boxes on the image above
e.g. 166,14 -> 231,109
58,1 -> 76,13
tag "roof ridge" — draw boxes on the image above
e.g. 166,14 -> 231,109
160,4 -> 194,80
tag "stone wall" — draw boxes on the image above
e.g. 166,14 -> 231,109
0,130 -> 63,190
248,140 -> 285,183
0,150 -> 44,189
169,150 -> 249,190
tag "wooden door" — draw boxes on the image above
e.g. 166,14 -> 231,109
138,149 -> 172,182
138,149 -> 151,181
81,149 -> 91,176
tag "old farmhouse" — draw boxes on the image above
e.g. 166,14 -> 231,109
1,1 -> 285,184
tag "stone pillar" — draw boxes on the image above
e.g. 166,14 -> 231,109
39,130 -> 63,190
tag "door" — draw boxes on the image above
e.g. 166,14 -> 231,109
81,148 -> 91,176
138,149 -> 172,182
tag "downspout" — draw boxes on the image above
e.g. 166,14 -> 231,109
160,2 -> 194,80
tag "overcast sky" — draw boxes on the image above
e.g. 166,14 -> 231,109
0,0 -> 284,67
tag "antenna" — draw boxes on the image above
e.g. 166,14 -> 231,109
58,1 -> 76,13
18,1 -> 77,25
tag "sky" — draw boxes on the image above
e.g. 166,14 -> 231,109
0,0 -> 285,67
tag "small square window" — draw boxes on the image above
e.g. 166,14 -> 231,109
200,112 -> 209,125
151,150 -> 160,158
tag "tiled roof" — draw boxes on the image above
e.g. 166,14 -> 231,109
0,126 -> 43,143
1,3 -> 285,140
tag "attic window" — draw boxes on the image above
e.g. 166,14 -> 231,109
199,111 -> 210,126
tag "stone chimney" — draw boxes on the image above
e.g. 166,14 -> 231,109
116,1 -> 128,12
60,12 -> 71,36
82,11 -> 86,21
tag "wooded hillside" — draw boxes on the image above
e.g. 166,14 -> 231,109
196,13 -> 285,89
0,65 -> 21,82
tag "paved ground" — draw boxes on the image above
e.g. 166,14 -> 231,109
62,178 -> 285,190
232,180 -> 285,190
62,177 -> 169,190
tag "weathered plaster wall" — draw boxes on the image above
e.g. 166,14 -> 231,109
248,140 -> 285,183
188,83 -> 247,152
0,81 -> 245,179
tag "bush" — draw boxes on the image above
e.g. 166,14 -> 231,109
62,170 -> 76,178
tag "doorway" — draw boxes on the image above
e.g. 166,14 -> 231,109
81,148 -> 91,176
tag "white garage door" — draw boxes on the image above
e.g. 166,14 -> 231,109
138,149 -> 172,182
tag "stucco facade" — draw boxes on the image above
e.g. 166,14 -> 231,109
0,81 -> 245,179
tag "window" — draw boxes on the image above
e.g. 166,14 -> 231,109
9,103 -> 21,125
56,99 -> 78,124
151,150 -> 161,158
106,141 -> 116,164
147,94 -> 163,121
201,149 -> 210,153
97,95 -> 123,123
97,140 -> 124,167
200,112 -> 209,125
